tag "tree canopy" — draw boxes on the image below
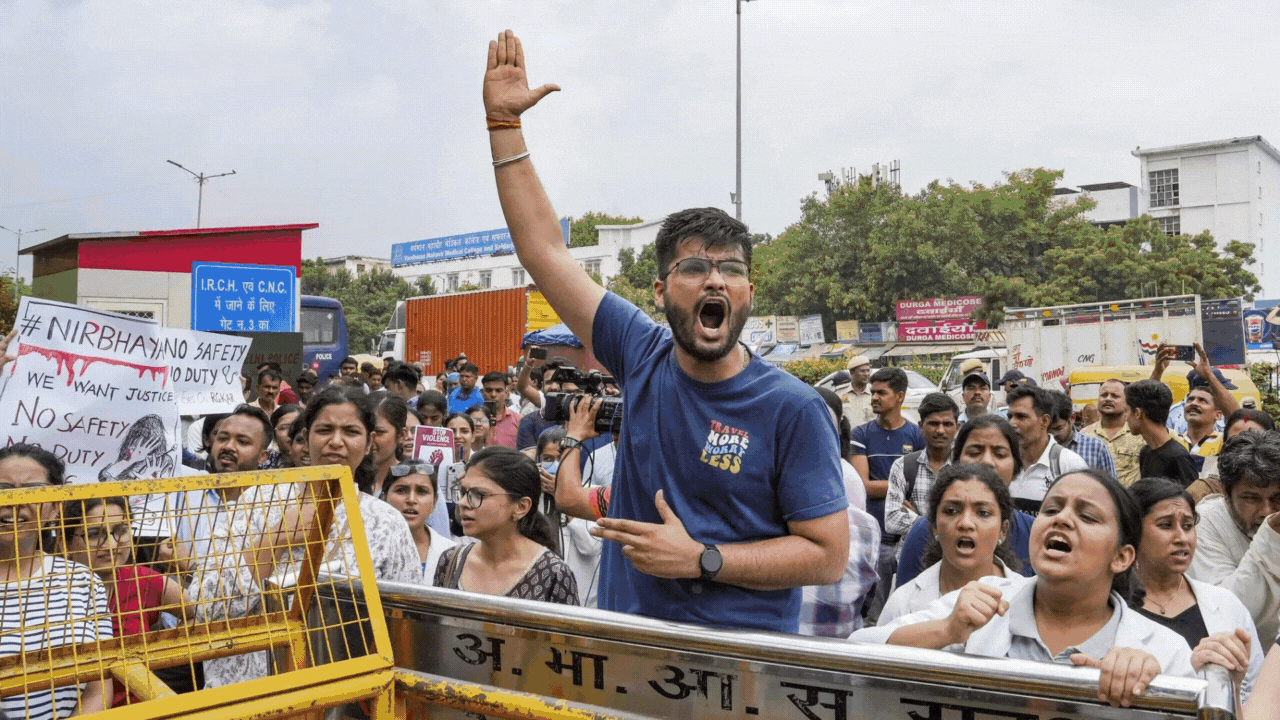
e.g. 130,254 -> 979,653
752,169 -> 1260,327
301,260 -> 434,353
569,211 -> 644,247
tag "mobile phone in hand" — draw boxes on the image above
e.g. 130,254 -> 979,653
529,347 -> 547,360
1172,345 -> 1196,362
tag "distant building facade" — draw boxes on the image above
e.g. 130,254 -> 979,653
1053,181 -> 1140,228
322,255 -> 390,277
1132,136 -> 1280,297
392,219 -> 662,293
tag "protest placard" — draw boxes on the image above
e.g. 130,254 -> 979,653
162,328 -> 251,415
1,298 -> 180,483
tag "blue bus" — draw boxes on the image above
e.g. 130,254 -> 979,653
301,295 -> 348,382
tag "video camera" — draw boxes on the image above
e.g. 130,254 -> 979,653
541,366 -> 623,434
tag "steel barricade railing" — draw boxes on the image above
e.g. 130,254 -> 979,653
0,466 -> 398,719
318,578 -> 1237,720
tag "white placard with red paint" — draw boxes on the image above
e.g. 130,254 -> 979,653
412,424 -> 458,492
1,297 -> 181,483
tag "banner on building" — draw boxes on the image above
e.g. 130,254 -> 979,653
835,320 -> 860,342
392,220 -> 571,267
1,298 -> 181,483
797,315 -> 826,345
898,319 -> 988,343
896,296 -> 982,322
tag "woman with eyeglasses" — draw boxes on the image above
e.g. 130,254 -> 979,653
58,496 -> 197,707
381,460 -> 457,584
0,444 -> 112,718
434,446 -> 578,604
466,405 -> 491,455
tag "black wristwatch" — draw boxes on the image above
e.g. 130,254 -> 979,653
561,436 -> 585,454
698,544 -> 723,582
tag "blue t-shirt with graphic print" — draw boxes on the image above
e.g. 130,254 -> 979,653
592,292 -> 846,633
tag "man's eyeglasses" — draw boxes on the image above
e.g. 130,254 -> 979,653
665,257 -> 750,285
81,524 -> 131,547
451,487 -> 520,509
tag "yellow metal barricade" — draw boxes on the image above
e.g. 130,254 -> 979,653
0,466 -> 397,719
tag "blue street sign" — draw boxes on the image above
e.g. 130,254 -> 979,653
191,262 -> 296,333
391,219 -> 570,267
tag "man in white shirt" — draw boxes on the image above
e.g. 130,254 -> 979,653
1187,429 -> 1280,651
1004,385 -> 1088,514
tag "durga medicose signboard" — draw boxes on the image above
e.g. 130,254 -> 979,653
898,319 -> 988,342
0,299 -> 251,482
896,296 -> 982,322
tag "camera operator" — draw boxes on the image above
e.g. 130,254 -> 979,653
484,30 -> 848,633
548,395 -> 623,607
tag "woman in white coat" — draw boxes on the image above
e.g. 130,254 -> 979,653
879,464 -> 1025,626
1129,477 -> 1263,701
853,469 -> 1198,708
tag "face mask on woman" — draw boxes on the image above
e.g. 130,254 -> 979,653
541,460 -> 560,475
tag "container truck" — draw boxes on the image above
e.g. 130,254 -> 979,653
938,295 -> 1204,401
379,286 -> 561,375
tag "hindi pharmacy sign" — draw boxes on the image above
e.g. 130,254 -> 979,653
191,262 -> 296,333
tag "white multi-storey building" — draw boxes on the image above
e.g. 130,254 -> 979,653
321,255 -> 391,277
391,219 -> 663,292
1053,181 -> 1140,228
1132,136 -> 1280,297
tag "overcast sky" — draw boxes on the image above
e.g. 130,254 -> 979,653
3,0 -> 1278,279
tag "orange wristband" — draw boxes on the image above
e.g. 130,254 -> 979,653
486,116 -> 521,131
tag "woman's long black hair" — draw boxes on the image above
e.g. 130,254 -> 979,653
300,386 -> 378,493
465,446 -> 557,550
919,463 -> 1021,574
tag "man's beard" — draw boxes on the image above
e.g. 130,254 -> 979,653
664,295 -> 752,363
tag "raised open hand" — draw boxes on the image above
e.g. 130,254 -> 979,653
484,30 -> 560,122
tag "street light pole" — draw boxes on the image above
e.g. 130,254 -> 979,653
0,225 -> 44,301
735,0 -> 755,221
167,160 -> 236,228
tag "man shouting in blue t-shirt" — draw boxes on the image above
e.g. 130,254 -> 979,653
480,30 -> 849,632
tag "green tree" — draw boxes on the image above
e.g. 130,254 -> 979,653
607,245 -> 662,319
411,275 -> 437,297
753,169 -> 1259,328
300,259 -> 429,352
0,277 -> 33,335
569,211 -> 644,247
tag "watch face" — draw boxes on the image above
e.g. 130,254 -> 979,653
700,546 -> 722,575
